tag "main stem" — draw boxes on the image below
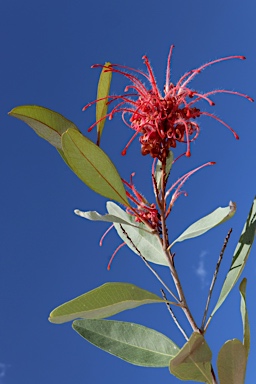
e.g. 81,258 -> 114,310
160,208 -> 199,332
158,160 -> 218,384
159,159 -> 198,332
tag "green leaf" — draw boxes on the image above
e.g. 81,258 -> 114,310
74,207 -> 134,225
49,282 -> 167,324
207,197 -> 256,326
239,278 -> 250,359
57,148 -> 72,168
217,339 -> 246,384
107,202 -> 169,266
170,202 -> 237,247
155,150 -> 174,191
73,319 -> 179,367
62,129 -> 128,205
96,62 -> 112,145
170,332 -> 212,383
9,105 -> 78,149
74,204 -> 154,231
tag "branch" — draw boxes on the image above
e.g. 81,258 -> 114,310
119,224 -> 179,302
158,159 -> 199,333
161,289 -> 188,340
201,228 -> 232,331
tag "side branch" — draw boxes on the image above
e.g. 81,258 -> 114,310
201,228 -> 232,331
119,224 -> 179,302
161,289 -> 188,340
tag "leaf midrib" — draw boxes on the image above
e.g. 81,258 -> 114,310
74,324 -> 176,358
68,133 -> 127,205
51,298 -> 163,319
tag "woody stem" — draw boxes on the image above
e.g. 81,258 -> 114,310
159,159 -> 198,332
158,159 -> 218,383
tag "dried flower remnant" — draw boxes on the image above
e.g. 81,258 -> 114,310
83,46 -> 253,162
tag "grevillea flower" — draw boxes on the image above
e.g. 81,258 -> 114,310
122,172 -> 161,231
101,161 -> 215,269
83,46 -> 253,162
121,161 -> 216,229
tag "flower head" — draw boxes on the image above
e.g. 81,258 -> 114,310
100,161 -> 215,269
122,173 -> 161,231
84,46 -> 253,162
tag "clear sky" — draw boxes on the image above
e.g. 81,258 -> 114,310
1,1 -> 256,383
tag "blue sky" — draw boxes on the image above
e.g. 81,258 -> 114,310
1,1 -> 256,383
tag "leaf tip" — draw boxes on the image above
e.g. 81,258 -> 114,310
8,107 -> 17,117
229,200 -> 237,213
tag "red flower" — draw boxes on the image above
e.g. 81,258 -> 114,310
101,162 -> 216,269
83,46 -> 253,162
164,161 -> 216,218
122,172 -> 161,231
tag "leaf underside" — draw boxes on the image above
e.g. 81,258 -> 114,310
208,197 -> 256,325
73,318 -> 179,367
239,278 -> 250,359
107,202 -> 169,266
170,333 -> 212,383
9,105 -> 78,149
217,339 -> 246,384
171,202 -> 236,247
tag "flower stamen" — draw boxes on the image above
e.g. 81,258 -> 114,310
83,47 -> 253,161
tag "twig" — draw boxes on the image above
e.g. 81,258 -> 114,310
211,365 -> 218,384
119,224 -> 180,303
201,228 -> 232,331
161,289 -> 188,340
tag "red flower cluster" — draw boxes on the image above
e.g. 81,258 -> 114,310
101,162 -> 216,269
84,46 -> 253,162
122,173 -> 161,231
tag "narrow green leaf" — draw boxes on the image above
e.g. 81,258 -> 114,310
49,282 -> 166,324
107,202 -> 169,266
170,333 -> 212,383
74,204 -> 154,231
57,148 -> 72,168
217,339 -> 246,384
62,129 -> 128,205
239,278 -> 250,359
170,202 -> 237,247
96,62 -> 112,145
207,197 -> 256,325
155,150 -> 174,191
73,319 -> 179,367
9,105 -> 78,149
